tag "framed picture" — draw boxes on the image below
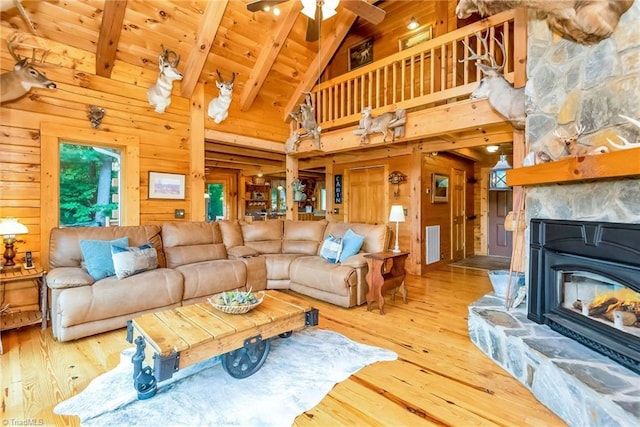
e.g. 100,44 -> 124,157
432,173 -> 449,203
348,38 -> 373,71
399,24 -> 433,51
149,171 -> 186,200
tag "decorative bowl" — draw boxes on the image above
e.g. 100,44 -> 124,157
208,290 -> 264,315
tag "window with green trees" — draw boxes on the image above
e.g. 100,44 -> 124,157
59,143 -> 121,227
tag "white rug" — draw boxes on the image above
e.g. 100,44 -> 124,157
55,328 -> 397,426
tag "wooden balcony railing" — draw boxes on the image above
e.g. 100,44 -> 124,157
309,10 -> 518,132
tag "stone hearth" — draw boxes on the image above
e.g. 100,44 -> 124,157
468,294 -> 640,427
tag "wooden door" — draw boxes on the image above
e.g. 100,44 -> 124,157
451,168 -> 466,261
346,166 -> 386,224
488,190 -> 513,257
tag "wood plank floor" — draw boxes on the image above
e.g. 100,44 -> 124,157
1,266 -> 566,426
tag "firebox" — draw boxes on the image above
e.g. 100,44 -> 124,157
528,219 -> 640,374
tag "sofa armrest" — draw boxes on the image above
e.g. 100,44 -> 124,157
340,253 -> 368,268
227,245 -> 260,259
47,267 -> 95,289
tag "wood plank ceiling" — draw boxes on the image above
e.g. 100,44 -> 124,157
1,0 -> 508,175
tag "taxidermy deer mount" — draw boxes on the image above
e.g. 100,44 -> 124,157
285,92 -> 321,153
0,34 -> 56,103
353,107 -> 406,145
459,31 -> 525,130
455,0 -> 634,44
147,45 -> 182,114
208,70 -> 236,124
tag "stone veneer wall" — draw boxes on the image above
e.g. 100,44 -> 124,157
525,1 -> 640,225
469,3 -> 640,427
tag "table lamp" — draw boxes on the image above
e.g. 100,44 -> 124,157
0,218 -> 29,270
388,205 -> 405,253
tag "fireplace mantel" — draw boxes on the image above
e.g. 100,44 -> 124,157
506,149 -> 640,186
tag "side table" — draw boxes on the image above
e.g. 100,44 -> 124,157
0,265 -> 47,354
364,251 -> 409,315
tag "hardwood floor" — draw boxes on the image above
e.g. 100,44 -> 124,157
1,266 -> 566,426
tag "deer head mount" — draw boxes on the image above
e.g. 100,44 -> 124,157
0,34 -> 56,103
455,1 -> 634,44
146,45 -> 182,114
459,31 -> 525,130
207,70 -> 236,124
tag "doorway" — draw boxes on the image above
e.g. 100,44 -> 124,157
488,189 -> 513,257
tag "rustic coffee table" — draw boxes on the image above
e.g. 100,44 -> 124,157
126,290 -> 318,399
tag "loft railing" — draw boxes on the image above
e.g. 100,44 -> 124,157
309,10 -> 518,131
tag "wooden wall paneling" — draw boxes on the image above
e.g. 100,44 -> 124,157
190,83 -> 205,221
409,146 -> 423,275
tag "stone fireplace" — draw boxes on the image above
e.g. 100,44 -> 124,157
469,2 -> 640,426
528,219 -> 640,374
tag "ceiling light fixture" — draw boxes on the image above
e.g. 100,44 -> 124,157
301,0 -> 339,21
273,6 -> 281,16
489,154 -> 512,190
407,17 -> 419,30
486,145 -> 499,153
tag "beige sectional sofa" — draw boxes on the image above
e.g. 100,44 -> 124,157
47,219 -> 390,342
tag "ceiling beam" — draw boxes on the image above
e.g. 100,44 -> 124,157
450,148 -> 484,161
95,0 -> 127,78
206,143 -> 285,162
205,153 -> 283,168
180,0 -> 228,98
283,11 -> 358,121
240,1 -> 301,111
205,129 -> 284,152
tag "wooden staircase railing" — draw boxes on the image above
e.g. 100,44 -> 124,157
309,10 -> 518,132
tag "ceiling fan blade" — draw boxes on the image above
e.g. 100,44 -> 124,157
341,0 -> 386,25
246,0 -> 288,13
305,3 -> 322,42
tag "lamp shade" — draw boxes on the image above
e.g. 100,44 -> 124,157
388,205 -> 405,223
489,154 -> 512,190
0,218 -> 28,236
301,0 -> 338,20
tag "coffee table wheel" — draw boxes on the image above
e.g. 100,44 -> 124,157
222,335 -> 270,379
278,331 -> 292,338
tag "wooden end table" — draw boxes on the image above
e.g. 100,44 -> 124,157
365,251 -> 409,315
0,265 -> 47,354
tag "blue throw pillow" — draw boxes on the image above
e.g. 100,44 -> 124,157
111,243 -> 158,280
319,234 -> 343,264
79,237 -> 129,280
339,228 -> 365,263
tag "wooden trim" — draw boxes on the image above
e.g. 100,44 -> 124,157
40,123 -> 140,268
190,83 -> 206,221
506,149 -> 640,186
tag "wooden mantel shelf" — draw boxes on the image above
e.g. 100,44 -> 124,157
506,149 -> 640,186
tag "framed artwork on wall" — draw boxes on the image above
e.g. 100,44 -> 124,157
348,38 -> 373,71
398,24 -> 433,51
432,173 -> 449,203
149,171 -> 186,200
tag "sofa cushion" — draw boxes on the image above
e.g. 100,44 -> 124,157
79,237 -> 129,280
240,220 -> 283,254
57,268 -> 184,328
49,225 -> 166,269
282,220 -> 327,255
162,222 -> 228,268
324,222 -> 389,254
111,243 -> 158,279
319,235 -> 342,263
262,253 -> 305,281
339,228 -> 365,262
290,256 -> 356,296
218,219 -> 244,249
176,259 -> 247,301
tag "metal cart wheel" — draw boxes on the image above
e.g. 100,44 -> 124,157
222,335 -> 270,379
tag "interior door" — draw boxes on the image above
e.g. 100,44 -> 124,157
488,190 -> 513,257
451,168 -> 466,261
347,166 -> 386,224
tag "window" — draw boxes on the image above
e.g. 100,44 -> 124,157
271,181 -> 286,212
206,183 -> 225,221
59,143 -> 121,227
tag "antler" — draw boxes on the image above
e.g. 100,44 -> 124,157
216,69 -> 236,85
7,33 -> 49,64
160,44 -> 180,67
459,31 -> 506,72
606,114 -> 640,150
554,123 -> 585,141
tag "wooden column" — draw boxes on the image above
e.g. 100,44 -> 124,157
286,155 -> 298,220
324,162 -> 335,222
190,83 -> 206,221
408,145 -> 423,275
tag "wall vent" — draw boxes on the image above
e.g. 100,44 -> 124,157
425,225 -> 440,264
